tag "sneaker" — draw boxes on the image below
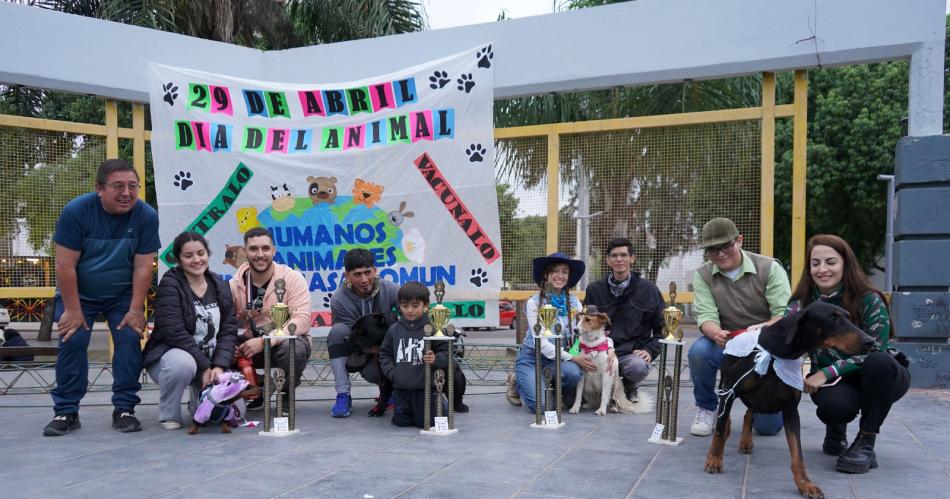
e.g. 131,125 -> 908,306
43,414 -> 80,436
386,395 -> 395,411
331,393 -> 352,418
161,420 -> 181,430
506,372 -> 522,406
627,387 -> 640,404
246,395 -> 264,411
112,409 -> 142,433
690,407 -> 717,436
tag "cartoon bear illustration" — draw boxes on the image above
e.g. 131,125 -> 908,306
236,206 -> 260,233
352,178 -> 384,209
307,176 -> 338,205
270,183 -> 295,212
223,244 -> 247,269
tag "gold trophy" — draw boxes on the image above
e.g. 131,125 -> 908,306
536,304 -> 558,337
662,284 -> 684,342
268,279 -> 291,336
259,278 -> 300,437
425,281 -> 452,337
649,282 -> 684,446
421,281 -> 458,436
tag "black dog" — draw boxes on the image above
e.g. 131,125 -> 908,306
703,302 -> 875,499
346,313 -> 469,415
346,313 -> 395,416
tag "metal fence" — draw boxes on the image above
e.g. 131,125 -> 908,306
495,71 -> 809,303
0,71 -> 809,315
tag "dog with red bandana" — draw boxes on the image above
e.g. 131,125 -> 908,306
569,306 -> 645,415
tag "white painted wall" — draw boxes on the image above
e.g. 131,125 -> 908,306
0,0 -> 944,133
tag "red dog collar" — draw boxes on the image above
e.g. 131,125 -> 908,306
580,342 -> 611,354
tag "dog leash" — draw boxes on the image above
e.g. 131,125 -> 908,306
714,364 -> 759,419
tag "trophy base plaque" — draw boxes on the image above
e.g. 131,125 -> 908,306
647,436 -> 684,446
530,422 -> 565,430
259,429 -> 301,438
420,428 -> 459,436
659,339 -> 685,346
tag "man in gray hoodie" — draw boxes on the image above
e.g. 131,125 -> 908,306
328,249 -> 399,418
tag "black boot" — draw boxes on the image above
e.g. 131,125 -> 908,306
822,423 -> 848,456
836,430 -> 878,474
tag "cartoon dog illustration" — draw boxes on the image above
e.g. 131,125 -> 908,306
223,244 -> 247,269
270,183 -> 295,212
307,176 -> 338,205
236,206 -> 260,233
352,178 -> 384,209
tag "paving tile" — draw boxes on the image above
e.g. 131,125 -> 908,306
426,456 -> 544,493
631,477 -> 742,499
1,369 -> 948,499
523,466 -> 639,498
354,451 -> 454,481
278,470 -> 414,499
398,481 -> 512,499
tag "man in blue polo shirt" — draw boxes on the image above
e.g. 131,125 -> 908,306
43,159 -> 160,436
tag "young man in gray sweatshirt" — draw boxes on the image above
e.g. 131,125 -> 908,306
328,249 -> 399,418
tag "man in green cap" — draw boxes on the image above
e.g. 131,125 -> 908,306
687,217 -> 791,437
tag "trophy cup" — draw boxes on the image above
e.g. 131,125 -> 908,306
648,282 -> 685,446
421,281 -> 458,436
531,290 -> 564,429
260,278 -> 300,437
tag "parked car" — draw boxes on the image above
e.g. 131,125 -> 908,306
499,300 -> 516,329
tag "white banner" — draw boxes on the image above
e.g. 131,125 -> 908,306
147,46 -> 501,327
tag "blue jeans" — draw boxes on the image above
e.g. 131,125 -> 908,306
514,349 -> 582,413
688,335 -> 784,436
51,294 -> 143,415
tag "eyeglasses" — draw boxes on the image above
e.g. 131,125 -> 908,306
704,239 -> 737,257
106,182 -> 140,193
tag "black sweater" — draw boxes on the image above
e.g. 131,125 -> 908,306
584,272 -> 665,359
142,266 -> 239,371
379,316 -> 448,390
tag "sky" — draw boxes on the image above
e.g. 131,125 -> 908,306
424,0 -> 558,30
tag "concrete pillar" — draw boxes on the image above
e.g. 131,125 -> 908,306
892,135 -> 950,388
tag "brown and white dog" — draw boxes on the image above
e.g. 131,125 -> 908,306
569,306 -> 645,415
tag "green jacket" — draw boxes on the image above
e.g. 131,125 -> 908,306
785,288 -> 891,381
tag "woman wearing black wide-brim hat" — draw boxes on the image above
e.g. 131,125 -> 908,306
505,252 -> 599,412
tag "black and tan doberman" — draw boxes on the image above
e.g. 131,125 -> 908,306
703,301 -> 875,499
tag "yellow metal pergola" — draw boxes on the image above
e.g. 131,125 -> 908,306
0,71 -> 809,305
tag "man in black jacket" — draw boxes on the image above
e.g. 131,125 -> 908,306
583,237 -> 665,402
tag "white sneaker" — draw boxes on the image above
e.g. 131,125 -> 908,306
161,420 -> 181,430
690,408 -> 716,436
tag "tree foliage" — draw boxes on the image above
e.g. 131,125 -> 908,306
773,57 -> 923,273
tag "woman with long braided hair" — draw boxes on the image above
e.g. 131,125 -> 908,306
505,253 -> 599,412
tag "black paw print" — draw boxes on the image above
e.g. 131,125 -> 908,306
476,45 -> 493,69
428,70 -> 451,90
173,171 -> 193,191
322,293 -> 333,308
162,82 -> 179,106
469,268 -> 488,287
465,144 -> 486,162
456,73 -> 475,93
